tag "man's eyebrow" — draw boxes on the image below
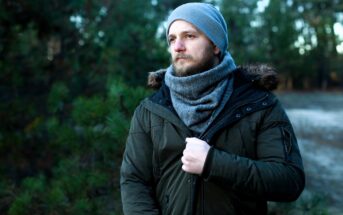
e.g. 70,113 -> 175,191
181,29 -> 200,34
167,34 -> 176,40
169,30 -> 199,36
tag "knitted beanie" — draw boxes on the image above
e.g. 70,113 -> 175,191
166,2 -> 228,58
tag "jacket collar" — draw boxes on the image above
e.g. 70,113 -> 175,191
144,65 -> 278,139
147,64 -> 279,91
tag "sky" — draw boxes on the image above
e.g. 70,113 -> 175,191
334,22 -> 343,53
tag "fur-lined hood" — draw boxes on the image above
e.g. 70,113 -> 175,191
147,64 -> 279,91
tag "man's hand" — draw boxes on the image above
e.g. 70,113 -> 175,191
181,137 -> 210,175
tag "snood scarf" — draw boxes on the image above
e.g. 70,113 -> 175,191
165,52 -> 236,134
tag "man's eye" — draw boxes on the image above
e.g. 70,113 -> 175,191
169,38 -> 175,43
186,34 -> 195,39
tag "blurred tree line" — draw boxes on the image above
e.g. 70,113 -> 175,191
0,0 -> 342,214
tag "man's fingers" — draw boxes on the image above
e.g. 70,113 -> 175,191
182,137 -> 210,174
185,137 -> 200,144
182,152 -> 195,163
182,164 -> 189,172
181,156 -> 191,173
181,155 -> 188,164
185,137 -> 208,147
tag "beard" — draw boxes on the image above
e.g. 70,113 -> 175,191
171,47 -> 218,77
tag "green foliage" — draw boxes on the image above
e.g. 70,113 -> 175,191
220,0 -> 260,64
8,192 -> 32,215
48,82 -> 70,114
72,96 -> 109,126
8,176 -> 46,215
1,76 -> 147,214
218,0 -> 343,89
0,0 -> 154,209
268,190 -> 330,215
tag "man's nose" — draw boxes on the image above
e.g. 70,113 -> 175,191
173,39 -> 186,52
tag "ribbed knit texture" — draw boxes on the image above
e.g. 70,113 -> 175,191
165,52 -> 236,134
166,3 -> 228,59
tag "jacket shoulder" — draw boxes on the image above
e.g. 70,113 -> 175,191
129,99 -> 154,133
234,64 -> 279,90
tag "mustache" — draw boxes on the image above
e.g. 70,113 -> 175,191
174,54 -> 193,60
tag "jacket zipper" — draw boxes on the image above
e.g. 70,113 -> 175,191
200,93 -> 269,142
193,93 -> 270,215
147,92 -> 271,215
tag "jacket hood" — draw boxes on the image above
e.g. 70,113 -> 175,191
147,64 -> 279,91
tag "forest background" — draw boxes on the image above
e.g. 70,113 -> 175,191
1,0 -> 342,214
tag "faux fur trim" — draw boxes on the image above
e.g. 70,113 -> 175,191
237,64 -> 279,90
147,69 -> 166,89
147,64 -> 279,90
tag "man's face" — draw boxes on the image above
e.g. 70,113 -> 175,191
168,20 -> 220,76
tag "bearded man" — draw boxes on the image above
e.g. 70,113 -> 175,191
120,3 -> 305,215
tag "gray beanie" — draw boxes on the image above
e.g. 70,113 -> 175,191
166,2 -> 228,58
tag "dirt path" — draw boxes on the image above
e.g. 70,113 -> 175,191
286,108 -> 343,213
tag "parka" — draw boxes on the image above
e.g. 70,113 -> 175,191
120,65 -> 305,215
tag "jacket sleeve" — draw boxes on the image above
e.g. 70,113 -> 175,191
202,101 -> 305,202
120,105 -> 160,214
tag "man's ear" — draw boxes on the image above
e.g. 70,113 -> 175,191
213,46 -> 220,55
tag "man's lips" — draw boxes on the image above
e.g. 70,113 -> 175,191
175,55 -> 192,62
176,58 -> 187,61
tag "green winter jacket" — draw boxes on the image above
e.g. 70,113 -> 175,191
120,65 -> 305,215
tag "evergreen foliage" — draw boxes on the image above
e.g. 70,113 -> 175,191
0,0 -> 163,214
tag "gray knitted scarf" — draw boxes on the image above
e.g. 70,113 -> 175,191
165,52 -> 236,134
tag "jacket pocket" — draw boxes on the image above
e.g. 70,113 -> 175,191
151,124 -> 163,183
161,194 -> 170,214
280,126 -> 292,161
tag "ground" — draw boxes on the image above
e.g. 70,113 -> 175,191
277,91 -> 343,214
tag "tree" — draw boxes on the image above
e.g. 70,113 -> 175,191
259,0 -> 303,89
0,0 -> 169,214
291,0 -> 343,89
219,0 -> 260,64
0,0 -> 209,213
